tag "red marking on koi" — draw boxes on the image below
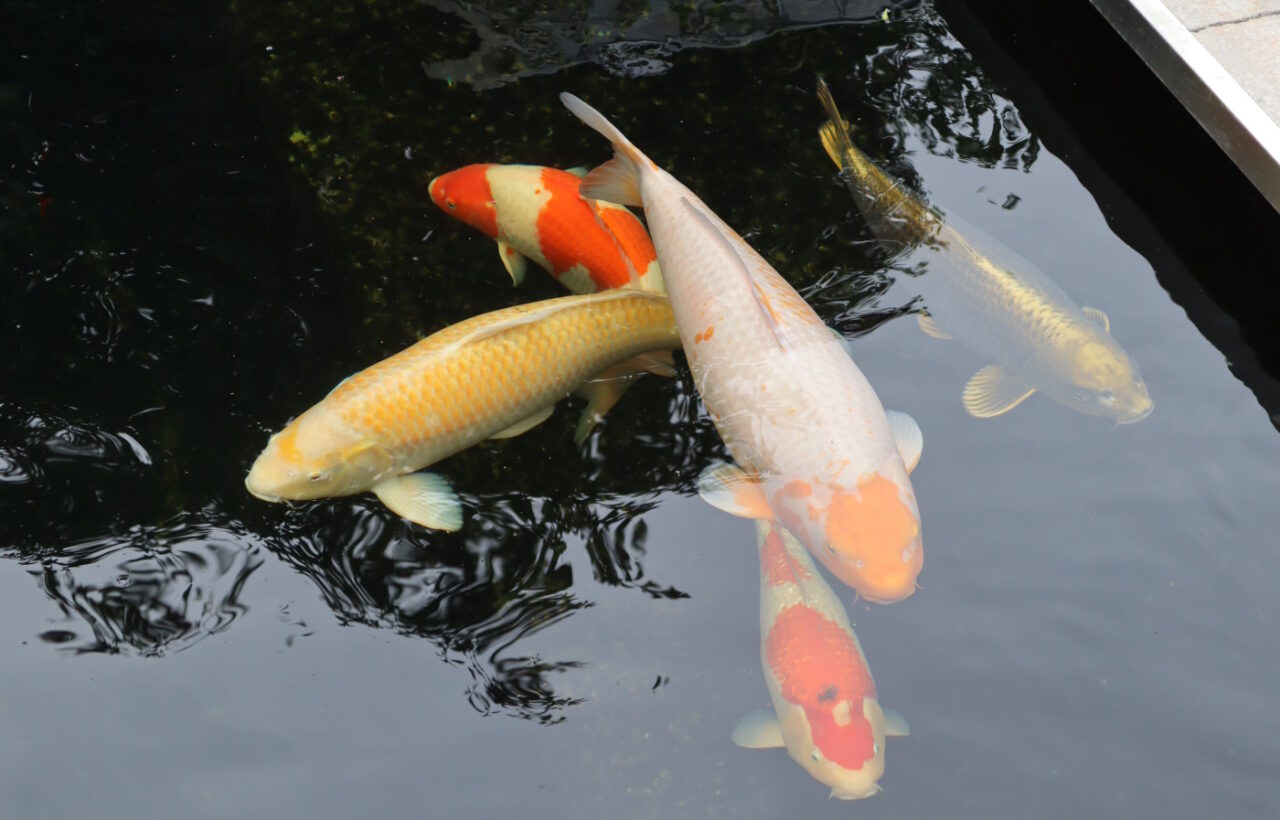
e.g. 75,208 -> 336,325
765,605 -> 876,770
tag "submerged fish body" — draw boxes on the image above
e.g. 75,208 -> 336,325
245,290 -> 678,529
561,92 -> 924,603
733,520 -> 908,799
816,80 -> 1153,423
429,163 -> 664,293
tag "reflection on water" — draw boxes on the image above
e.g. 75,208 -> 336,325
846,8 -> 1039,171
265,492 -> 685,722
422,0 -> 914,90
28,517 -> 262,657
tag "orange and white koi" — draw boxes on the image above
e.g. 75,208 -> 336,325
428,163 -> 664,293
245,290 -> 678,529
560,92 -> 925,603
734,519 -> 908,799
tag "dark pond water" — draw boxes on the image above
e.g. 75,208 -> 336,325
4,1 -> 1280,817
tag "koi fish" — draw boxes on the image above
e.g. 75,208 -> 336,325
560,92 -> 924,604
245,290 -> 678,529
734,519 -> 909,799
428,163 -> 665,294
816,79 -> 1153,423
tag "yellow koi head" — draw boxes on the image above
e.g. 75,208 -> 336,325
1061,340 -> 1154,424
821,475 -> 923,603
245,413 -> 395,502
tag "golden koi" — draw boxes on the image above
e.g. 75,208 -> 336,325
429,163 -> 665,293
245,290 -> 678,529
734,520 -> 909,799
561,92 -> 925,603
816,78 -> 1153,423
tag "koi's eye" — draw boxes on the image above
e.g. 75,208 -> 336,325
308,471 -> 323,481
873,743 -> 880,755
445,198 -> 457,210
1100,388 -> 1114,400
811,750 -> 822,762
825,543 -> 837,556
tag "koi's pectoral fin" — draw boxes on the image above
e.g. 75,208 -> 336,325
573,351 -> 677,445
881,707 -> 910,737
696,463 -> 772,519
885,410 -> 923,474
372,472 -> 463,531
732,709 -> 785,749
962,365 -> 1036,418
917,311 -> 953,340
496,240 -> 528,286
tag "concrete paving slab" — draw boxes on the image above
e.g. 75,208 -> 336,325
1197,15 -> 1280,121
1164,0 -> 1280,31
1090,0 -> 1280,211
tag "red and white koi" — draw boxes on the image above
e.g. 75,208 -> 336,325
734,520 -> 909,799
428,163 -> 664,293
560,92 -> 925,603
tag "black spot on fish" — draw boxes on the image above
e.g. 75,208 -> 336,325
818,685 -> 839,703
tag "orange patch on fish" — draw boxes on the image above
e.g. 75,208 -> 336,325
766,604 -> 876,770
781,480 -> 812,498
762,527 -> 813,586
825,475 -> 921,601
594,202 -> 659,275
535,168 -> 636,290
694,325 -> 716,344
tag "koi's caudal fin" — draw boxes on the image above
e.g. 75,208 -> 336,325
559,92 -> 649,208
816,76 -> 856,171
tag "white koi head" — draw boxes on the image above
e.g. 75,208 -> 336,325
245,412 -> 395,502
772,474 -> 922,603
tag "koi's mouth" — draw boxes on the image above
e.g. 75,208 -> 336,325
1117,401 -> 1155,425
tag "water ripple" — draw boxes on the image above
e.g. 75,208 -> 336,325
27,516 -> 264,657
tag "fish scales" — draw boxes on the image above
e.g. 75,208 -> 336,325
325,293 -> 675,465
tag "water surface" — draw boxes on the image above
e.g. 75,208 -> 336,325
4,2 -> 1280,818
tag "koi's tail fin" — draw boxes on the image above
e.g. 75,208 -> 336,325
816,77 -> 856,171
560,92 -> 649,209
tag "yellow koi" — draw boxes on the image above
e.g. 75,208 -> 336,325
246,290 -> 678,529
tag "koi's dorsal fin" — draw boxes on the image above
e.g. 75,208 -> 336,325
1082,306 -> 1110,333
680,197 -> 792,352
